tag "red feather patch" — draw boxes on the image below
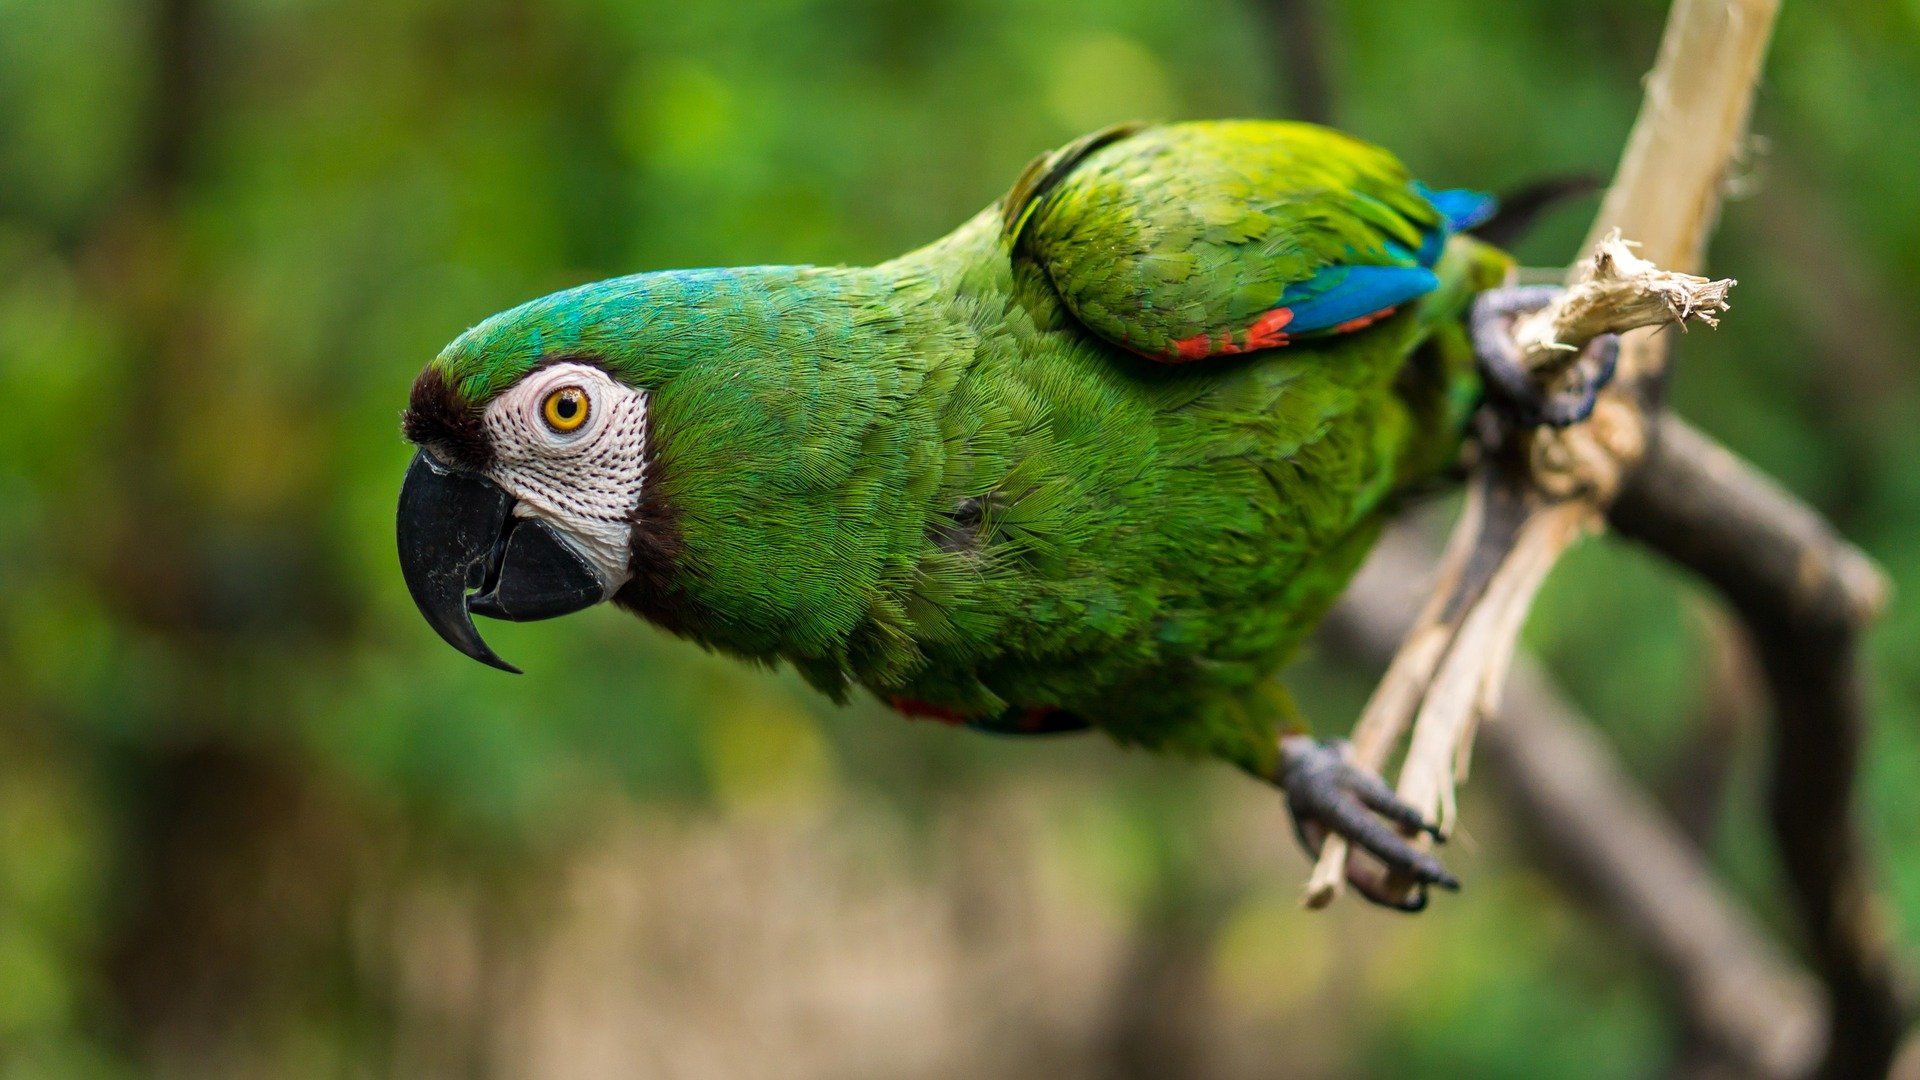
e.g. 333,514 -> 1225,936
1161,306 -> 1294,362
888,697 -> 969,725
1330,305 -> 1397,334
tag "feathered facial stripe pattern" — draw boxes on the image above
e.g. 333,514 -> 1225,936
483,362 -> 649,588
402,367 -> 493,471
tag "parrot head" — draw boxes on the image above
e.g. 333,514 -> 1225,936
398,263 -> 866,671
396,275 -> 679,673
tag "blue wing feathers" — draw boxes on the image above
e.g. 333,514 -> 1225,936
1281,265 -> 1440,334
1415,182 -> 1497,232
1268,182 -> 1491,337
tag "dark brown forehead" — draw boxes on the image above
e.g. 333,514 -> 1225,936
401,367 -> 492,471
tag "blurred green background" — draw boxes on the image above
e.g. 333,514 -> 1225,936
2,0 -> 1918,1075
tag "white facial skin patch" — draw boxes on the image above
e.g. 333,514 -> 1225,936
483,362 -> 649,592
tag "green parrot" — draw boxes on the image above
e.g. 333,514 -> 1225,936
396,120 -> 1612,907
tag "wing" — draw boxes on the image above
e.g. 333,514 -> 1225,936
1003,121 -> 1493,363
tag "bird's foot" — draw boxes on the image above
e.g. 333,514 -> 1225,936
1278,735 -> 1458,912
1470,285 -> 1620,429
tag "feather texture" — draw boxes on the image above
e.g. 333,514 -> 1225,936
422,120 -> 1511,776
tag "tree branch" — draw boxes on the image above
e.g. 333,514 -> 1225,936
1326,527 -> 1824,1079
1326,404 -> 1913,1078
1575,0 -> 1778,273
1611,414 -> 1909,1080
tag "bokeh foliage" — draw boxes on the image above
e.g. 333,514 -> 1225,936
1,0 -> 1917,1075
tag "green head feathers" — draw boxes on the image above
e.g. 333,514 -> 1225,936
428,266 -> 854,406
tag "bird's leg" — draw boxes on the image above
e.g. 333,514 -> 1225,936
1471,285 -> 1621,429
1277,734 -> 1458,912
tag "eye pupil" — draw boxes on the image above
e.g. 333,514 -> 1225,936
543,387 -> 590,432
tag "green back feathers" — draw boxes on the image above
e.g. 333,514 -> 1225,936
1005,121 -> 1447,359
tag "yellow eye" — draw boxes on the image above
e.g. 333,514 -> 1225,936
541,386 -> 590,433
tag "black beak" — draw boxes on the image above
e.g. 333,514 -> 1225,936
396,449 -> 609,673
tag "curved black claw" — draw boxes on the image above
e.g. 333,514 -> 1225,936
1471,286 -> 1621,429
1279,735 -> 1459,912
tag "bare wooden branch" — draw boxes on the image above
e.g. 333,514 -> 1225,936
1518,232 -> 1734,379
1393,496 -> 1591,830
1478,662 -> 1823,1080
1611,414 -> 1908,1080
1577,0 -> 1781,273
1325,527 -> 1824,1079
1611,415 -> 1889,626
1322,412 -> 1910,1076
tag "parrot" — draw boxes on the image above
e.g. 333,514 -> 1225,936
395,120 -> 1615,908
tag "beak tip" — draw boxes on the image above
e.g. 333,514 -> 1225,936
461,623 -> 524,674
479,656 -> 525,676
453,612 -> 525,674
